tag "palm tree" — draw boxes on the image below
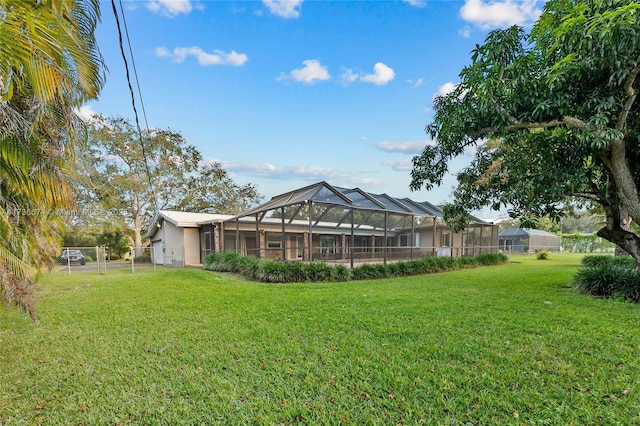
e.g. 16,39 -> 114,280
0,0 -> 105,318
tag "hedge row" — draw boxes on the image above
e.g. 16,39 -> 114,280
203,252 -> 509,283
574,255 -> 640,303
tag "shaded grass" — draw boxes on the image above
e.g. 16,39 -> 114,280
1,253 -> 639,424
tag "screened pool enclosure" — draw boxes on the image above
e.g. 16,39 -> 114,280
213,182 -> 498,267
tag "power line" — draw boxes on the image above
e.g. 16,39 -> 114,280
110,0 -> 158,212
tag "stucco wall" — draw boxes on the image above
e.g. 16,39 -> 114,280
163,222 -> 185,267
184,228 -> 200,266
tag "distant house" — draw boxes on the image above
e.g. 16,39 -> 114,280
498,228 -> 561,253
147,181 -> 499,267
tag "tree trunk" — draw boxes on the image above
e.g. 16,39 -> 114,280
597,224 -> 640,272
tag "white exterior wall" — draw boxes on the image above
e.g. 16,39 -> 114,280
184,228 -> 201,266
163,222 -> 185,267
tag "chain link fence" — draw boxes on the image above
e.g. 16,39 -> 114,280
57,247 -> 157,274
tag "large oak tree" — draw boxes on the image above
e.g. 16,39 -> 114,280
411,0 -> 640,268
76,115 -> 262,253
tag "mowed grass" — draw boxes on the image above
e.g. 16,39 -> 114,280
1,253 -> 639,425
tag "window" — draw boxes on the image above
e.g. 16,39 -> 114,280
267,236 -> 282,249
399,234 -> 417,247
320,236 -> 335,254
441,232 -> 451,247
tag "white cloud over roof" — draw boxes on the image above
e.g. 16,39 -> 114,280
221,160 -> 381,187
262,0 -> 303,18
155,46 -> 248,66
459,0 -> 543,29
279,59 -> 331,84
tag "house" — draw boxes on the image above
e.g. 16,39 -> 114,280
147,181 -> 499,267
498,228 -> 561,253
147,210 -> 232,267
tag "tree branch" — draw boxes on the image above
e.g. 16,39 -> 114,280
469,115 -> 588,137
617,54 -> 640,131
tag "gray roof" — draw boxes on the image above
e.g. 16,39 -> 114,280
231,181 -> 490,225
499,228 -> 559,238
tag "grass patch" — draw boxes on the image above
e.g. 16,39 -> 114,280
1,253 -> 639,424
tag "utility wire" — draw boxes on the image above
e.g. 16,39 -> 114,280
110,0 -> 158,212
118,0 -> 151,134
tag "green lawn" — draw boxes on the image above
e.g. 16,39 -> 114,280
1,253 -> 638,425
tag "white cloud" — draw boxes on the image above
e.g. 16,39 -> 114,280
155,46 -> 248,66
375,141 -> 428,154
459,0 -> 543,29
434,81 -> 458,98
262,0 -> 303,18
407,77 -> 424,88
339,67 -> 359,84
147,0 -> 193,17
279,59 -> 330,84
220,160 -> 382,187
383,159 -> 414,172
459,26 -> 472,38
402,0 -> 427,7
360,62 -> 395,86
76,105 -> 98,123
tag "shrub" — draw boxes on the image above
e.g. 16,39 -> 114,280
456,256 -> 480,269
536,251 -> 549,260
573,263 -> 640,302
305,261 -> 336,282
332,264 -> 351,281
203,252 -> 509,283
134,255 -> 151,263
476,252 -> 509,265
352,263 -> 391,280
581,254 -> 635,269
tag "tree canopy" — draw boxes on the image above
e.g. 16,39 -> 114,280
75,115 -> 263,252
411,0 -> 640,266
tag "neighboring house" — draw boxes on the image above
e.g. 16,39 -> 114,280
148,181 -> 499,268
498,228 -> 562,253
147,210 -> 232,267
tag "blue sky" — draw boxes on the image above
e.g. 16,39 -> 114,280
84,0 -> 545,218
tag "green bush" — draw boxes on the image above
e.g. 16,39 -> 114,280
203,252 -> 509,283
134,255 -> 151,263
476,252 -> 509,265
305,261 -> 336,282
573,262 -> 640,302
581,254 -> 635,268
